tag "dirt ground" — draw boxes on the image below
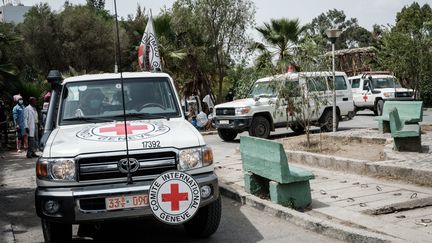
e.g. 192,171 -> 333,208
281,133 -> 387,161
422,124 -> 432,133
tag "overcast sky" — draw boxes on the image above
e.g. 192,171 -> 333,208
21,0 -> 430,32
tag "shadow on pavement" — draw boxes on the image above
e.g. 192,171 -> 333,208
0,151 -> 264,243
0,152 -> 41,243
72,197 -> 263,242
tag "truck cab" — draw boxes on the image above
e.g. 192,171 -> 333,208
213,71 -> 354,141
348,72 -> 414,116
36,71 -> 221,242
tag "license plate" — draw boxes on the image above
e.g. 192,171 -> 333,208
105,194 -> 149,210
219,120 -> 229,125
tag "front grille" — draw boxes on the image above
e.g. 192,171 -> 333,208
216,108 -> 235,116
79,198 -> 105,211
78,152 -> 177,181
395,92 -> 413,98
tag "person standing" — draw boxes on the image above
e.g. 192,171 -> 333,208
0,99 -> 8,147
202,93 -> 215,110
12,95 -> 26,152
24,97 -> 38,158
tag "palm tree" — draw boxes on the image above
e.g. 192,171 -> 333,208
254,18 -> 303,69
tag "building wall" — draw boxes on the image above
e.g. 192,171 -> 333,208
0,5 -> 31,24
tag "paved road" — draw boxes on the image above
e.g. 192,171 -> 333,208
2,110 -> 430,242
0,153 -> 339,243
208,109 -> 432,145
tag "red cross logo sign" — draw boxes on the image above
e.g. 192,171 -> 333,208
76,121 -> 170,142
99,123 -> 148,135
162,184 -> 189,211
149,171 -> 201,225
363,94 -> 368,102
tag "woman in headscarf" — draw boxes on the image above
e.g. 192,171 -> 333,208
12,95 -> 27,152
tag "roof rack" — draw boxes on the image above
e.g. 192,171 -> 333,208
361,71 -> 391,79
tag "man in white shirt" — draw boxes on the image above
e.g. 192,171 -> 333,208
202,94 -> 214,110
24,97 -> 38,158
196,103 -> 212,130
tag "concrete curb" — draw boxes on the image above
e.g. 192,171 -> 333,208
285,149 -> 432,187
1,224 -> 15,243
200,130 -> 218,136
218,181 -> 399,243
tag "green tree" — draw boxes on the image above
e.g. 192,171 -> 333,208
58,4 -> 124,72
276,37 -> 330,147
255,18 -> 302,70
304,9 -> 375,50
0,23 -> 21,100
379,3 -> 432,104
86,0 -> 105,10
19,3 -> 62,75
173,0 -> 256,101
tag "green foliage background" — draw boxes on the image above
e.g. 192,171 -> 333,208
0,0 -> 431,113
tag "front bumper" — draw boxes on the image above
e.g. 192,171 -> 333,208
35,172 -> 219,224
214,116 -> 253,130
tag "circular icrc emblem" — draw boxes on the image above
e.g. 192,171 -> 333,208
149,171 -> 201,225
76,120 -> 170,142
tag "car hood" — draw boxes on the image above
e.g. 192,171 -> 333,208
378,88 -> 413,92
215,98 -> 259,108
44,119 -> 203,157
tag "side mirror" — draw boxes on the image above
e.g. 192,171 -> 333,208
253,95 -> 260,102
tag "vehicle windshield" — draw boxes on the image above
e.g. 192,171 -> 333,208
371,77 -> 402,89
60,77 -> 181,125
248,81 -> 276,98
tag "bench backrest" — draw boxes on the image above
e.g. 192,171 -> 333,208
389,108 -> 403,133
241,136 -> 291,183
383,101 -> 423,121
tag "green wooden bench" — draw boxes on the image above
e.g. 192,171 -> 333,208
388,107 -> 421,152
375,101 -> 423,133
240,136 -> 314,209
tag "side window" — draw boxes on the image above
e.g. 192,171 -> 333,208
351,79 -> 360,88
307,77 -> 328,92
335,76 -> 348,90
363,80 -> 369,91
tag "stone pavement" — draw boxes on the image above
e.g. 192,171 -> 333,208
0,152 -> 41,243
214,127 -> 432,242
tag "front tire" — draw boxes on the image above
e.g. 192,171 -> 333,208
217,129 -> 238,142
249,116 -> 270,138
320,109 -> 339,132
41,219 -> 72,243
375,100 -> 384,116
184,197 -> 222,238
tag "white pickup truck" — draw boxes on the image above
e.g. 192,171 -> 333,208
36,71 -> 221,242
213,71 -> 354,141
348,72 -> 414,115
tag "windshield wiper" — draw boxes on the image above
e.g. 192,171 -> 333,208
63,117 -> 115,123
114,113 -> 170,121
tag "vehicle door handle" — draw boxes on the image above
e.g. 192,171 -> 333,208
343,98 -> 348,101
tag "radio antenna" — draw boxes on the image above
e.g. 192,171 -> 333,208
113,0 -> 133,184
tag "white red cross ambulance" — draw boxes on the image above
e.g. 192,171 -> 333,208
348,72 -> 414,115
35,71 -> 221,242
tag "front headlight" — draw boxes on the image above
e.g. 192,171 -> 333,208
383,92 -> 394,98
179,146 -> 213,170
235,107 -> 251,115
37,158 -> 76,181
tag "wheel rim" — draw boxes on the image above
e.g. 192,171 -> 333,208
323,113 -> 333,131
255,122 -> 267,137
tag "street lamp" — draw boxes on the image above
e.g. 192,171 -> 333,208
325,29 -> 342,133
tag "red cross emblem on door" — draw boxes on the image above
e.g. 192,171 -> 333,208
363,94 -> 368,102
161,183 -> 189,211
99,123 -> 148,135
